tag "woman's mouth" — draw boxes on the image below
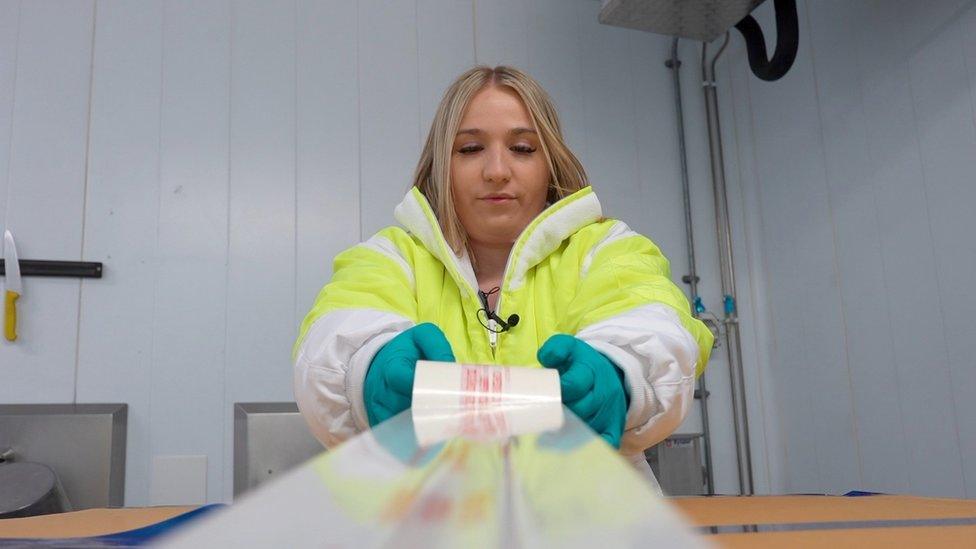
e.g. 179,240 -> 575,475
481,195 -> 516,203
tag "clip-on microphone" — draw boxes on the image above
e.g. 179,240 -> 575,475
477,288 -> 520,332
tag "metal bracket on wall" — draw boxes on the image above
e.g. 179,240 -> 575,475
0,259 -> 102,278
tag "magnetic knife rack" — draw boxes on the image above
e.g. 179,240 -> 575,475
0,260 -> 102,278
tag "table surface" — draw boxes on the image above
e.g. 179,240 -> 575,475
1,495 -> 975,547
672,495 -> 976,547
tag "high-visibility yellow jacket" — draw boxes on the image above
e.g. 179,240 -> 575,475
294,185 -> 713,468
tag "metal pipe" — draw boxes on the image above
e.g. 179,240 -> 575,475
666,37 -> 715,496
702,34 -> 755,496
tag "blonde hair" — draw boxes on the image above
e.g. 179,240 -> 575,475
411,65 -> 589,254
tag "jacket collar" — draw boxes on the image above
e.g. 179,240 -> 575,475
394,186 -> 603,297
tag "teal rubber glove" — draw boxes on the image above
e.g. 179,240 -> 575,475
364,323 -> 455,427
537,334 -> 629,449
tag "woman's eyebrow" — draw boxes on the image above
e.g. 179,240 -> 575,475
455,127 -> 537,136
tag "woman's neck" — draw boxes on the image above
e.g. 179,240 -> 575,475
470,239 -> 511,291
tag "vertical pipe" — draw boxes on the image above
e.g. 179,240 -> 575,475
666,38 -> 715,496
702,35 -> 755,496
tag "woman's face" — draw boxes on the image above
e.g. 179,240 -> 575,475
450,85 -> 550,249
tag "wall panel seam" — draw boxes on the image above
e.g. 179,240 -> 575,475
900,7 -> 968,498
356,1 -> 363,241
221,0 -> 236,502
414,0 -> 422,146
147,0 -> 166,507
802,0 -> 864,489
467,1 -> 474,66
1,0 -> 22,225
851,1 -> 912,494
293,0 -> 299,337
74,0 -> 98,405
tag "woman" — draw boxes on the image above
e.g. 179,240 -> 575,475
293,65 -> 713,477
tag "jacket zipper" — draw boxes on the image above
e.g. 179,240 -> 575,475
488,319 -> 498,349
486,281 -> 509,354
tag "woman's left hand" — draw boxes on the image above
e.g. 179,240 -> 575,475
537,334 -> 629,449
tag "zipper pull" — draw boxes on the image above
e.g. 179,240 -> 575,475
488,319 -> 498,348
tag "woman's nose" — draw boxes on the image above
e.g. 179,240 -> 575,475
482,146 -> 512,184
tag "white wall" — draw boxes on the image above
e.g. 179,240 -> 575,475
724,0 -> 976,497
0,0 -> 765,504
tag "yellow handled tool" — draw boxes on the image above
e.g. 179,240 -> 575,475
3,230 -> 21,342
4,290 -> 17,341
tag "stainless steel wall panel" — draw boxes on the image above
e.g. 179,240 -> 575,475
0,404 -> 126,509
233,403 -> 323,498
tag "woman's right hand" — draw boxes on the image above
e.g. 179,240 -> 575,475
364,323 -> 456,427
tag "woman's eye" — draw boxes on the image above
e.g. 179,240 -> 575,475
456,144 -> 535,154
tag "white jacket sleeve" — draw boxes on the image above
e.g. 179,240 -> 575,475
576,303 -> 700,458
293,309 -> 413,448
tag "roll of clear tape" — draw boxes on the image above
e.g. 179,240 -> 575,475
411,361 -> 563,446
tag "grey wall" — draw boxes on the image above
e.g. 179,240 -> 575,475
0,0 -> 766,504
724,0 -> 976,497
